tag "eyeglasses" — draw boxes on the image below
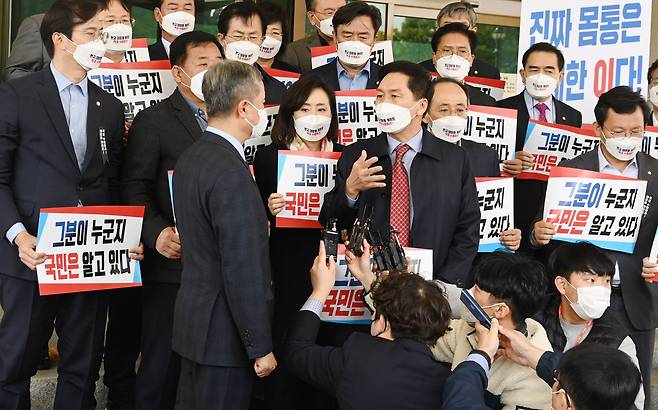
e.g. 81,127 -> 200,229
437,47 -> 471,60
72,28 -> 105,42
101,17 -> 136,27
603,126 -> 644,139
226,33 -> 264,42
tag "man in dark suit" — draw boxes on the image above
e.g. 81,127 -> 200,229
279,0 -> 346,73
320,61 -> 480,287
286,243 -> 452,409
418,1 -> 500,81
122,31 -> 223,410
302,2 -> 381,91
4,14 -> 50,80
426,77 -> 521,252
216,2 -> 286,105
172,60 -> 276,409
647,59 -> 658,126
0,1 -> 143,408
425,23 -> 496,107
148,0 -> 196,61
531,87 -> 658,409
497,42 -> 582,252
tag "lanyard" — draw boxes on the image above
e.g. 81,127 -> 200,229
559,305 -> 593,347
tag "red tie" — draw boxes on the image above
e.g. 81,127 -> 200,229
535,102 -> 548,122
390,144 -> 411,246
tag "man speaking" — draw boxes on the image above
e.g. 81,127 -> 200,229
172,60 -> 276,409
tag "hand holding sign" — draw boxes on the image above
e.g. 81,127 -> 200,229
156,226 -> 180,259
532,220 -> 556,246
516,150 -> 535,170
268,193 -> 285,216
500,228 -> 522,251
345,150 -> 386,199
502,158 -> 524,176
642,257 -> 658,283
15,231 -> 47,270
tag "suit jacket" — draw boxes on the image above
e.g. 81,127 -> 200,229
278,32 -> 327,74
419,57 -> 501,80
467,84 -> 496,107
556,150 -> 658,330
319,129 -> 480,286
5,14 -> 50,81
497,91 -> 582,251
257,63 -> 287,105
148,40 -> 168,61
461,140 -> 500,177
172,130 -> 274,366
0,67 -> 124,280
442,360 -> 491,410
121,89 -> 202,284
286,310 -> 450,409
301,59 -> 381,91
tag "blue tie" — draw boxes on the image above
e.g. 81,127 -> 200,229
67,84 -> 87,169
198,108 -> 208,131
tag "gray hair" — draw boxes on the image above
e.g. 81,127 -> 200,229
437,1 -> 477,27
202,60 -> 263,117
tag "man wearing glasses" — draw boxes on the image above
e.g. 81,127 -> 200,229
0,0 -> 143,408
216,2 -> 286,105
279,0 -> 346,74
531,86 -> 658,409
646,59 -> 658,126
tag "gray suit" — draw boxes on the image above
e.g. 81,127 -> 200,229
5,14 -> 50,81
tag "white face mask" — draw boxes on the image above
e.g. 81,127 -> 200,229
375,101 -> 421,134
337,41 -> 372,67
435,54 -> 471,81
649,85 -> 658,107
259,36 -> 282,59
601,131 -> 642,161
431,115 -> 468,143
564,281 -> 611,321
161,11 -> 195,37
294,115 -> 332,142
103,23 -> 132,53
246,101 -> 268,138
315,16 -> 334,37
180,68 -> 206,101
68,37 -> 106,71
225,40 -> 261,65
525,73 -> 558,99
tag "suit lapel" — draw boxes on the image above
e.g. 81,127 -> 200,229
554,99 -> 570,124
328,60 -> 341,91
170,90 -> 202,142
37,68 -> 80,172
366,63 -> 380,89
83,85 -> 102,173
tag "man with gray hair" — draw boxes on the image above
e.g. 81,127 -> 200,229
171,60 -> 276,409
419,1 -> 500,80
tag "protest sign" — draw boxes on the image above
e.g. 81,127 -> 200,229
263,67 -> 300,89
36,206 -> 144,295
244,105 -> 280,164
519,120 -> 599,181
464,105 -> 517,163
476,177 -> 515,252
543,167 -> 646,253
464,76 -> 506,101
335,90 -> 379,145
276,150 -> 341,228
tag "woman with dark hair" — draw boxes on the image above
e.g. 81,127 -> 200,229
253,74 -> 342,409
257,1 -> 299,72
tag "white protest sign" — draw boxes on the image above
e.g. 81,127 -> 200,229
335,90 -> 379,145
244,105 -> 280,165
464,105 -> 517,163
476,177 -> 515,252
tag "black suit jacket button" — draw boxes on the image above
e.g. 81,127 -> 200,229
76,185 -> 83,192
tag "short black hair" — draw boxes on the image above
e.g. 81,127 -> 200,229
305,0 -> 315,11
372,273 -> 451,345
548,242 -> 614,282
379,61 -> 434,103
431,77 -> 470,104
474,252 -> 546,325
169,30 -> 224,67
271,75 -> 338,146
258,1 -> 289,54
217,1 -> 266,36
332,1 -> 382,34
431,22 -> 478,53
648,58 -> 658,84
594,86 -> 651,127
154,0 -> 200,10
558,344 -> 641,410
41,0 -> 111,58
521,42 -> 565,71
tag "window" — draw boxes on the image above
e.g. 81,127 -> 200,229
475,24 -> 520,75
392,15 -> 434,64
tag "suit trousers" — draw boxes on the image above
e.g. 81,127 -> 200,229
611,291 -> 654,410
0,273 -> 107,410
103,286 -> 142,407
178,357 -> 253,410
136,282 -> 180,410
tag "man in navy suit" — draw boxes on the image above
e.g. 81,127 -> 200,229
302,1 -> 381,91
0,0 -> 142,408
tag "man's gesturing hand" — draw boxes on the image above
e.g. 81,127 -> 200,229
345,150 -> 386,199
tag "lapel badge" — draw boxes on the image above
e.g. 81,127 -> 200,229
96,101 -> 101,107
